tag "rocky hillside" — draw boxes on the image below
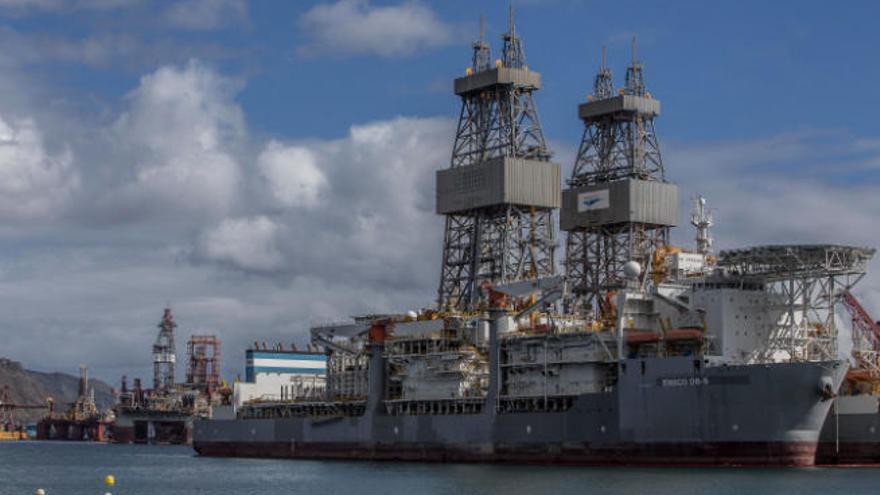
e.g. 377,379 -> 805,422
0,358 -> 114,423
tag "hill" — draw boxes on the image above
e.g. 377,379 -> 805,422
0,358 -> 114,424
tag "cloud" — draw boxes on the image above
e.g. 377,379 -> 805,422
257,142 -> 327,209
163,0 -> 249,31
0,0 -> 131,13
0,29 -> 141,67
197,216 -> 284,272
96,60 -> 244,223
239,117 -> 450,285
0,28 -> 246,70
0,114 -> 79,221
297,0 -> 453,58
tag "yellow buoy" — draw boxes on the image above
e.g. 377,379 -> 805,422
104,475 -> 115,487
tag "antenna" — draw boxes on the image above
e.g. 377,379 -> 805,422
472,15 -> 490,71
508,3 -> 514,36
631,36 -> 637,68
502,2 -> 525,68
625,35 -> 645,95
593,45 -> 613,99
691,194 -> 714,256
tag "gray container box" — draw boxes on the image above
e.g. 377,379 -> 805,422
454,68 -> 541,96
578,95 -> 660,121
436,157 -> 561,214
560,179 -> 678,230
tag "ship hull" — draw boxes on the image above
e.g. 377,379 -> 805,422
194,358 -> 846,467
194,440 -> 818,467
817,395 -> 880,465
112,410 -> 194,445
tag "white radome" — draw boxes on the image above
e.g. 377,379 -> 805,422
623,260 -> 641,279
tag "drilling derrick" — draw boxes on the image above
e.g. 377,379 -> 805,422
185,335 -> 221,393
561,40 -> 678,317
437,10 -> 561,311
152,308 -> 177,393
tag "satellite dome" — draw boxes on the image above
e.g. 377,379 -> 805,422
623,261 -> 642,279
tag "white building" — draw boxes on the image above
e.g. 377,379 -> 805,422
232,348 -> 327,412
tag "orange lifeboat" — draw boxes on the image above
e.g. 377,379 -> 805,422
846,368 -> 880,383
664,328 -> 704,342
626,331 -> 661,345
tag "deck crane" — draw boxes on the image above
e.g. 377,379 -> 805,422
840,290 -> 880,381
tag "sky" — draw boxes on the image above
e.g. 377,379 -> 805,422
0,0 -> 879,385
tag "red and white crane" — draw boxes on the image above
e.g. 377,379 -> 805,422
840,290 -> 880,380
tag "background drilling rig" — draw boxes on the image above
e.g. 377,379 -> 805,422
152,308 -> 177,393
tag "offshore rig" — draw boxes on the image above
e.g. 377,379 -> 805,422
192,9 -> 877,466
35,365 -> 113,441
113,308 -> 230,444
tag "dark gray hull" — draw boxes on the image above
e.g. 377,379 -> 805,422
818,395 -> 880,464
194,357 -> 846,466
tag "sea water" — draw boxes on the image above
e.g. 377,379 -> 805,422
1,441 -> 879,495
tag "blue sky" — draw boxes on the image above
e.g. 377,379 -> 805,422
7,1 -> 880,143
0,0 -> 878,383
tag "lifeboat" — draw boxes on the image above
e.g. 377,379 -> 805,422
626,331 -> 661,345
664,328 -> 704,342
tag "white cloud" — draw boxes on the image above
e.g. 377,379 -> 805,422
198,216 -> 284,272
8,31 -> 140,67
99,60 -> 244,222
0,0 -> 131,12
258,141 -> 327,209
0,114 -> 78,221
164,0 -> 249,31
0,26 -> 251,71
297,0 -> 453,58
240,116 -> 451,288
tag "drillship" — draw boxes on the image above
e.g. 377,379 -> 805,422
193,11 -> 874,467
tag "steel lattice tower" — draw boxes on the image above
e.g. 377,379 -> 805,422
437,10 -> 560,311
561,41 -> 678,318
185,335 -> 221,392
152,307 -> 177,392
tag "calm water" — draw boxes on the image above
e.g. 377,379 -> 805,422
2,442 -> 880,495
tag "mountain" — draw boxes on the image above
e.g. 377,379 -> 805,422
0,358 -> 114,424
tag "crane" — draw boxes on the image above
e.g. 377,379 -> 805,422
840,290 -> 880,380
0,385 -> 49,428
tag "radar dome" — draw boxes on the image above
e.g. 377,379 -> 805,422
623,261 -> 642,279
